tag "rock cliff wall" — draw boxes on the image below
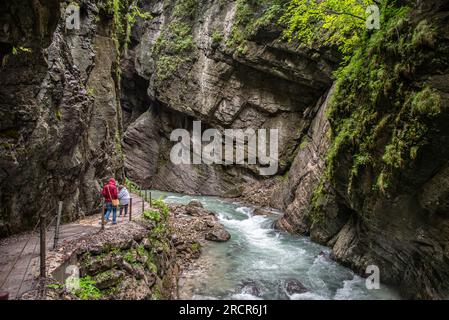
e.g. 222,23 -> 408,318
274,0 -> 449,299
0,0 -> 124,237
121,0 -> 337,195
123,0 -> 449,299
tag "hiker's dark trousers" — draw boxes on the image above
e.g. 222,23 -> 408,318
119,204 -> 128,216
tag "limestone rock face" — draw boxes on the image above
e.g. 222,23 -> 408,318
272,0 -> 449,299
121,0 -> 337,194
273,88 -> 341,239
0,0 -> 124,236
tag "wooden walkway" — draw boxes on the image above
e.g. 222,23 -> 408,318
0,192 -> 151,299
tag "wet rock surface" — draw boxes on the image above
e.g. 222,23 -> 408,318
122,0 -> 337,195
170,204 -> 230,241
205,229 -> 231,242
0,0 -> 124,237
240,280 -> 263,297
282,279 -> 308,296
268,1 -> 449,299
187,200 -> 203,208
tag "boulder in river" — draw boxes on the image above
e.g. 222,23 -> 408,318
205,228 -> 231,242
187,200 -> 203,208
240,280 -> 263,297
186,205 -> 215,217
282,279 -> 308,295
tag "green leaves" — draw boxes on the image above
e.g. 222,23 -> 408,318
152,0 -> 198,83
143,209 -> 161,222
281,0 -> 374,57
226,0 -> 286,53
12,46 -> 32,55
73,276 -> 102,300
151,198 -> 169,219
124,1 -> 152,56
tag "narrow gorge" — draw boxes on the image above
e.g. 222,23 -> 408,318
1,0 -> 448,300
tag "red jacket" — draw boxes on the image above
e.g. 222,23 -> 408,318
102,178 -> 118,203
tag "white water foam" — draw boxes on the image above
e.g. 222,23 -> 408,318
334,276 -> 368,300
236,206 -> 253,217
289,292 -> 329,300
149,190 -> 401,300
231,293 -> 263,300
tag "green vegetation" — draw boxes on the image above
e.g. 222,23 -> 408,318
150,286 -> 162,300
141,196 -> 171,256
324,3 -> 441,196
143,209 -> 162,222
125,177 -> 141,195
309,180 -> 326,226
152,0 -> 198,83
191,242 -> 200,252
87,87 -> 95,97
124,0 -> 153,56
100,0 -> 151,52
55,108 -> 62,121
142,197 -> 171,259
172,0 -> 198,19
211,29 -> 224,44
151,198 -> 169,219
0,142 -> 12,150
226,0 -> 286,54
142,197 -> 169,222
95,270 -> 115,283
114,131 -> 125,162
12,46 -> 32,55
47,283 -> 63,290
124,250 -> 137,264
96,0 -> 152,93
299,137 -> 308,151
73,276 -> 102,300
146,260 -> 158,274
281,0 -> 373,59
225,0 -> 373,58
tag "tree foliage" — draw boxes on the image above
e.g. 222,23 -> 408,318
281,0 -> 377,57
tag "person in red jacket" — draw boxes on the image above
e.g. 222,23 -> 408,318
101,178 -> 118,224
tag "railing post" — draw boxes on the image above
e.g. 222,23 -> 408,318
145,190 -> 147,202
101,201 -> 105,231
53,201 -> 63,249
149,191 -> 152,207
142,198 -> 144,214
39,213 -> 47,282
129,198 -> 132,221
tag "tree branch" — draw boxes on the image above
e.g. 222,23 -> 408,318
324,8 -> 366,21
